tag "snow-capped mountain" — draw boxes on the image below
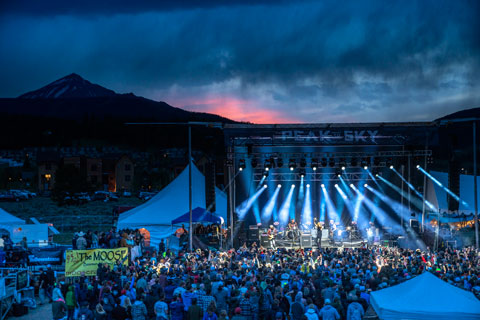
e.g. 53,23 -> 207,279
18,73 -> 116,99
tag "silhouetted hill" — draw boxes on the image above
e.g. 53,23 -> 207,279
436,107 -> 480,121
0,95 -> 231,123
0,74 -> 234,151
18,73 -> 117,99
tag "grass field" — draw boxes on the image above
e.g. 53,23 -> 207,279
0,196 -> 143,244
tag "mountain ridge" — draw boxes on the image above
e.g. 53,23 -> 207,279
18,73 -> 117,99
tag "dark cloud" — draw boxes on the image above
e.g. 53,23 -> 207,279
0,0 -> 295,16
0,0 -> 478,122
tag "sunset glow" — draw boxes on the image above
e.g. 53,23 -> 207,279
175,96 -> 298,124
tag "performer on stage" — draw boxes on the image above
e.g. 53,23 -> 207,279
267,225 -> 277,249
329,219 -> 337,240
313,217 -> 323,247
288,219 -> 298,230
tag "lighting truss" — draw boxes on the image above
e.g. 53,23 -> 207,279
231,150 -> 432,159
253,171 -> 374,182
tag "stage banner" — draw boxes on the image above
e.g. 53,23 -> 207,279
65,248 -> 128,277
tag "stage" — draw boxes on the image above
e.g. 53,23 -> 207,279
223,123 -> 446,250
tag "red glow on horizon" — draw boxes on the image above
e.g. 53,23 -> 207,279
172,96 -> 298,124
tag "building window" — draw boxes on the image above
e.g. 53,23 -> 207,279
125,175 -> 131,182
125,164 -> 131,171
91,164 -> 97,171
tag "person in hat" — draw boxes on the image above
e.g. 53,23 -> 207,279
318,299 -> 340,320
305,304 -> 319,320
77,231 -> 87,250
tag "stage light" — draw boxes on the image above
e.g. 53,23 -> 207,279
350,184 -> 354,188
334,184 -> 338,187
263,184 -> 268,188
262,184 -> 282,221
288,158 -> 296,171
299,169 -> 306,177
264,159 -> 272,171
300,158 -> 307,168
321,158 -> 328,167
292,184 -> 296,188
389,165 -> 394,169
337,174 -> 341,177
416,165 -> 420,169
364,183 -> 368,187
262,171 -> 269,178
313,167 -> 317,171
311,158 -> 319,171
328,158 -> 335,167
278,184 -> 282,188
277,158 -> 284,168
375,173 -> 379,177
321,184 -> 325,187
239,159 -> 246,171
235,185 -> 267,218
341,166 -> 346,171
279,184 -> 296,224
257,222 -> 262,226
361,157 -> 370,168
306,184 -> 310,188
350,157 -> 358,167
364,166 -> 368,170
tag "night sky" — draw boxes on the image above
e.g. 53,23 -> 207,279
1,0 -> 479,123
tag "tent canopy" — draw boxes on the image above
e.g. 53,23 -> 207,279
171,207 -> 222,225
0,208 -> 25,225
116,164 -> 227,245
370,272 -> 480,320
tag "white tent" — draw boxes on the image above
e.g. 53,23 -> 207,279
117,164 -> 227,246
0,208 -> 25,225
371,272 -> 480,320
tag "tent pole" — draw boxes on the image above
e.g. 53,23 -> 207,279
474,121 -> 478,249
189,125 -> 193,252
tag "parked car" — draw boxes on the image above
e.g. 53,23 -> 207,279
138,191 -> 156,201
74,192 -> 91,204
21,190 -> 37,198
93,191 -> 118,202
0,192 -> 16,202
9,190 -> 28,201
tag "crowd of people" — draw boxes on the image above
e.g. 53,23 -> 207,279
42,236 -> 479,320
72,229 -> 146,251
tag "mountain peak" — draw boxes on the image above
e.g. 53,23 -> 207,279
18,73 -> 117,99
